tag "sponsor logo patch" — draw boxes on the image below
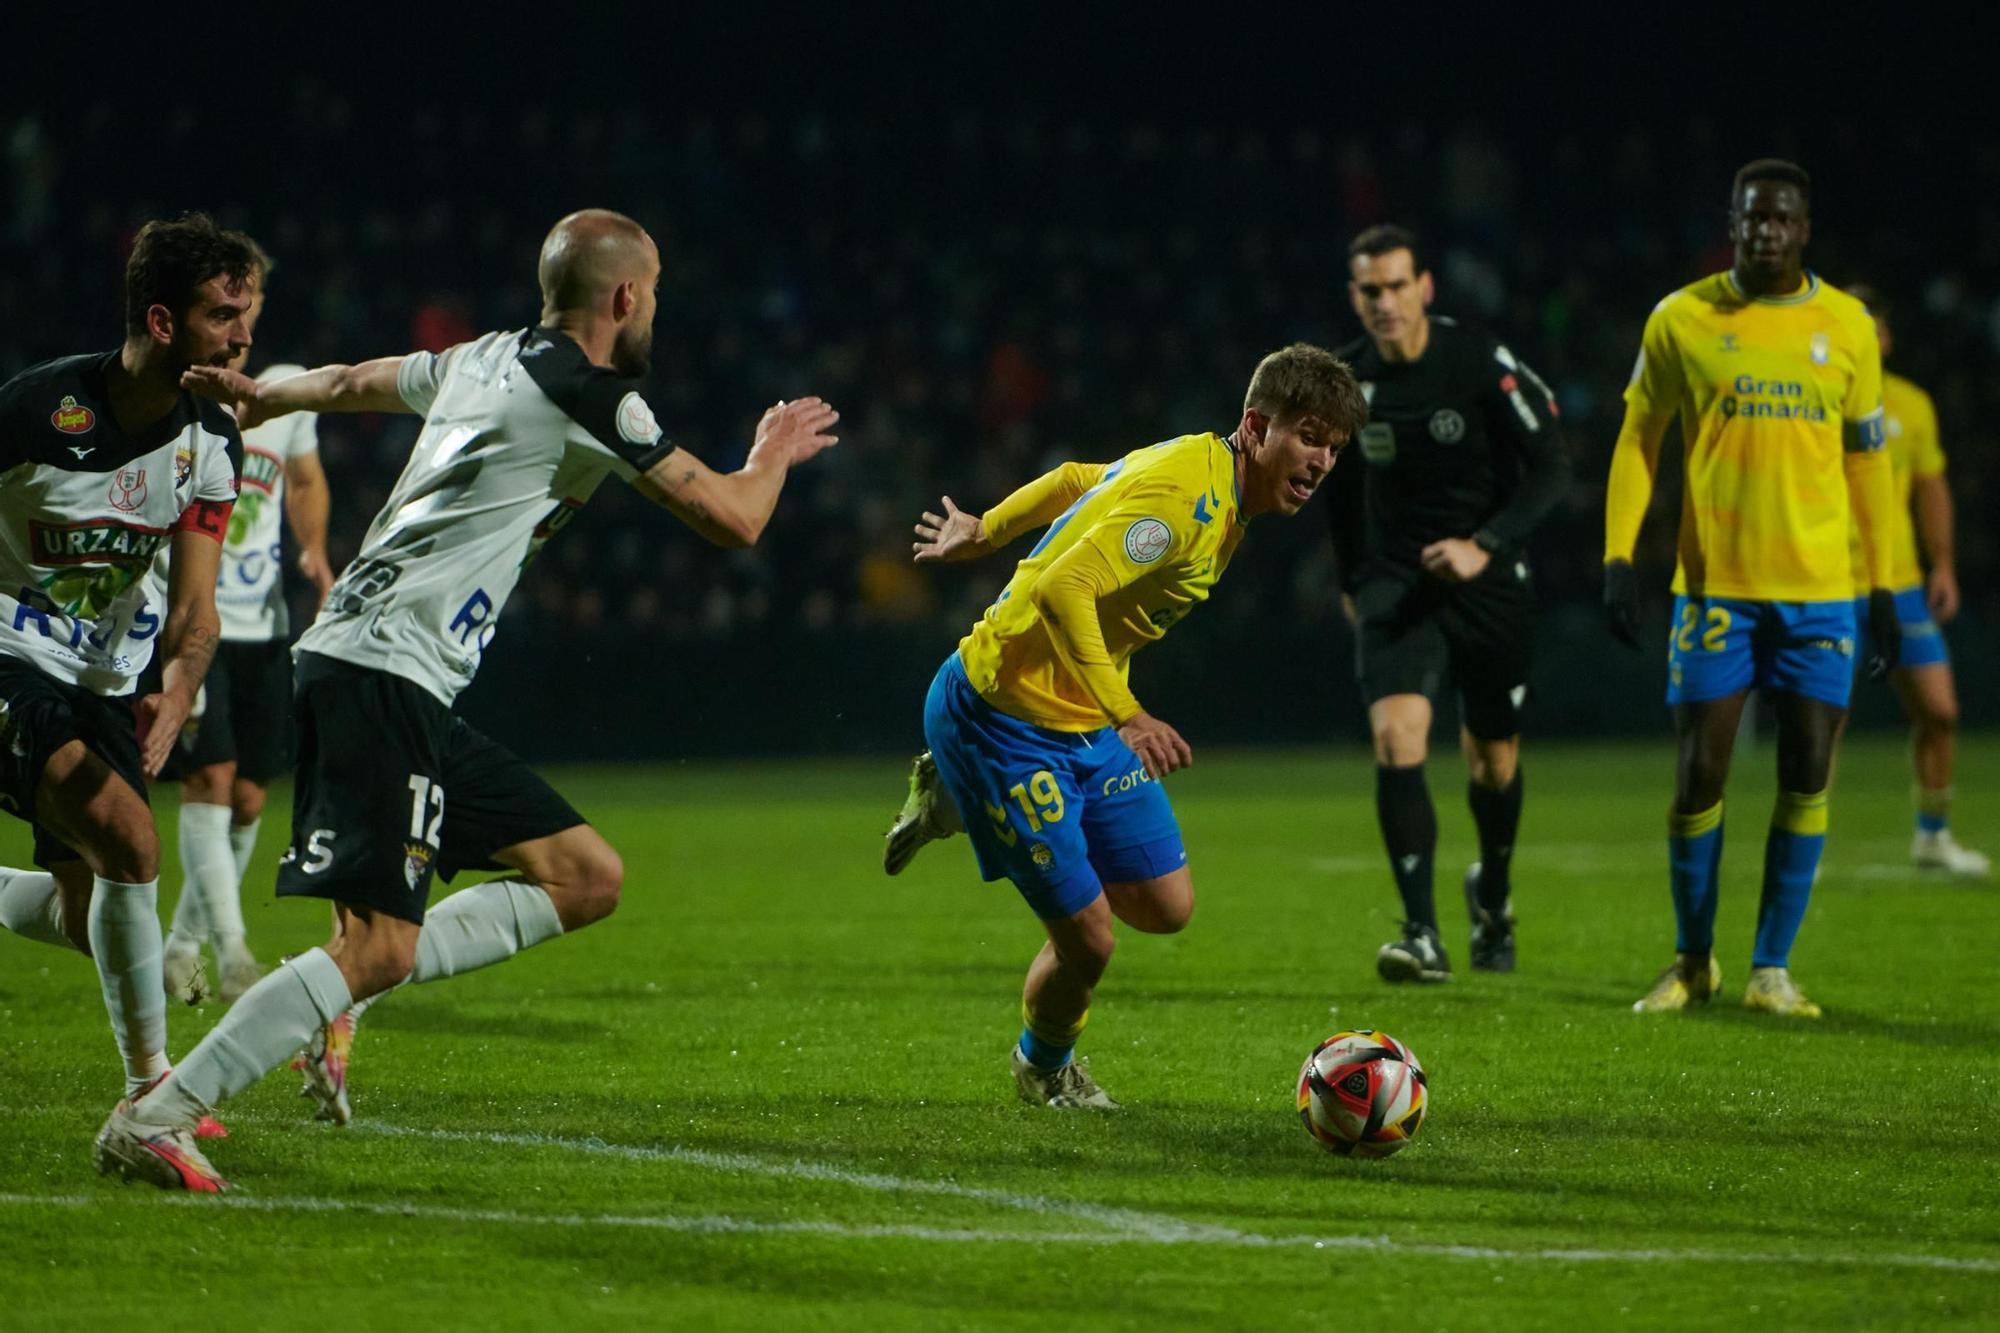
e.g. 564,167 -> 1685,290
51,395 -> 95,435
1122,517 -> 1171,565
1809,332 -> 1831,365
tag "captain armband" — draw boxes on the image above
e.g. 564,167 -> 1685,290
172,498 -> 234,541
1842,409 -> 1886,453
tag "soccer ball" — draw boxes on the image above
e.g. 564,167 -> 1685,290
1296,1029 -> 1428,1158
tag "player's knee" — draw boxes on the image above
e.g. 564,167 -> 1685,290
1150,893 -> 1193,935
230,781 -> 268,825
97,808 -> 160,884
576,844 -> 624,925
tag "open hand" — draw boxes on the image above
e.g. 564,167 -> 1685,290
135,689 -> 195,777
751,397 -> 840,467
913,496 -> 990,563
181,366 -> 274,430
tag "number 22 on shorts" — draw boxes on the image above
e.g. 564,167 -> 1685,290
1676,603 -> 1732,653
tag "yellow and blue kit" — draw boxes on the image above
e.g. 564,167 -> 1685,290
1604,270 -> 1893,707
1850,371 -> 1949,669
925,431 -> 1244,918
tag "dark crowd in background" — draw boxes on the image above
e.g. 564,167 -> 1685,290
3,92 -> 1994,737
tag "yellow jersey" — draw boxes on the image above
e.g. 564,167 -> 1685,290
1847,371 -> 1944,590
958,432 -> 1246,731
1607,271 -> 1886,600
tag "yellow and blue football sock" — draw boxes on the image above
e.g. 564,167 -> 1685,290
1754,790 -> 1827,968
1668,801 -> 1724,954
1018,1002 -> 1086,1072
1916,785 -> 1951,836
1377,764 -> 1438,928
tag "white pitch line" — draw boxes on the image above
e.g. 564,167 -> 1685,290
3,1190 -> 1997,1273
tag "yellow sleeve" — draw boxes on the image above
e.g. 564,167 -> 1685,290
1604,303 -> 1682,562
1908,387 -> 1946,479
979,460 -> 1110,549
1026,487 -> 1190,725
1842,315 -> 1895,590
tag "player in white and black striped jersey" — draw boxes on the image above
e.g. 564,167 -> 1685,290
0,214 -> 255,1123
96,209 -> 840,1191
147,258 -> 337,1008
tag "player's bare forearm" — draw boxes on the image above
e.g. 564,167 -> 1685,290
286,453 -> 337,601
1912,474 -> 1955,574
183,358 -> 411,422
638,451 -> 780,548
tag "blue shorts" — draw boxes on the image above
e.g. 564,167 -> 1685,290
923,654 -> 1187,920
1854,584 -> 1949,671
1665,596 -> 1855,708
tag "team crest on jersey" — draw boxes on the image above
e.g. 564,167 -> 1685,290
108,467 -> 148,512
1808,332 -> 1831,365
616,392 -> 661,446
51,395 -> 95,434
1718,333 -> 1740,353
403,841 -> 435,891
173,443 -> 195,490
1123,517 -> 1171,565
1428,409 -> 1466,443
1030,843 -> 1054,870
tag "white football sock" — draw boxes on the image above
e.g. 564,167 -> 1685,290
229,816 -> 261,881
179,802 -> 246,948
87,876 -> 170,1096
413,878 -> 565,982
0,867 -> 78,952
136,947 -> 351,1128
165,870 -> 208,949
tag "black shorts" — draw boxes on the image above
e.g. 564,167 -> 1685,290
275,652 -> 586,923
159,638 -> 296,783
1353,561 -> 1536,741
0,654 -> 149,868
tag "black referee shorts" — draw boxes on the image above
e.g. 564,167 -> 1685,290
275,652 -> 586,923
1353,561 -> 1536,740
0,654 -> 149,868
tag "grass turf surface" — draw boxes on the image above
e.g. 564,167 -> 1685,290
2,733 -> 1997,1329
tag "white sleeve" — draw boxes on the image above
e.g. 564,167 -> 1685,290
195,431 -> 241,504
396,345 -> 462,416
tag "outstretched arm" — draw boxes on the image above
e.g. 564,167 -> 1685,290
634,397 -> 839,548
184,358 -> 411,426
913,460 -> 1112,564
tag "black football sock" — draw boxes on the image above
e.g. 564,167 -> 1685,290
1467,771 -> 1524,913
1375,764 -> 1437,929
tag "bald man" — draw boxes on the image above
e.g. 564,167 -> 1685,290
95,210 -> 841,1191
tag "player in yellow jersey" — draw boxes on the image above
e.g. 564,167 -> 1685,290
1603,159 -> 1901,1019
881,344 -> 1367,1108
1842,286 -> 1987,875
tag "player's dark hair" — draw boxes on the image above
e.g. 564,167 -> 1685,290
1731,159 -> 1811,210
123,212 -> 265,337
1347,224 -> 1425,276
1244,343 -> 1369,439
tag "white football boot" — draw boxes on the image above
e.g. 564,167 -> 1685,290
1011,1047 -> 1121,1109
1911,829 -> 1992,877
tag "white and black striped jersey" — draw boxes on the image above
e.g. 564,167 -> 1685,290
0,352 -> 242,695
296,327 -> 675,704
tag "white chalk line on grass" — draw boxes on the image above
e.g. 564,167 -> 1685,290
3,1188 -> 1997,1273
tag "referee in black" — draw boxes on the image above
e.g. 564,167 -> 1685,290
1325,225 -> 1568,983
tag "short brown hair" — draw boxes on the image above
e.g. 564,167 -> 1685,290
1347,223 -> 1424,275
1244,343 -> 1368,439
123,212 -> 265,337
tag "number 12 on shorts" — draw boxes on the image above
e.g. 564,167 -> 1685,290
407,774 -> 446,847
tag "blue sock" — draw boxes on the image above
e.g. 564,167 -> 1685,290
1017,1025 -> 1073,1071
1753,790 -> 1828,968
1916,785 -> 1949,835
1668,802 -> 1724,954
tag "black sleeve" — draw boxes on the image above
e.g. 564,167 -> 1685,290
1472,339 -> 1568,558
0,371 -> 30,472
1323,444 -> 1368,591
518,329 -> 678,474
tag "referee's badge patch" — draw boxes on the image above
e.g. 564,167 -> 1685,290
1428,409 -> 1466,443
1123,517 -> 1172,565
616,392 -> 661,446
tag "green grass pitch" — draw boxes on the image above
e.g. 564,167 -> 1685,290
3,734 -> 1997,1329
